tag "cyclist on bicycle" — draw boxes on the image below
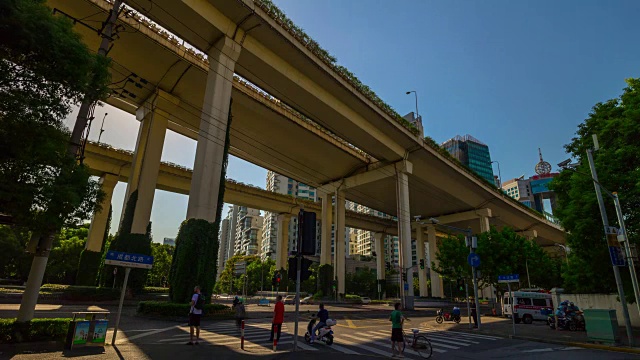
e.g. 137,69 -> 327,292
390,302 -> 406,358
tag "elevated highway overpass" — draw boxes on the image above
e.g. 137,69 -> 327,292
54,0 -> 566,299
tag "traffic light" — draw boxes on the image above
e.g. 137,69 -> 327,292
271,273 -> 277,287
298,211 -> 317,255
288,257 -> 297,281
457,278 -> 465,291
385,262 -> 391,271
300,257 -> 313,282
402,272 -> 407,282
276,272 -> 281,287
419,259 -> 425,270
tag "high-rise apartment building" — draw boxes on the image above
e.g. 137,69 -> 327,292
441,135 -> 494,184
262,171 -> 320,261
216,205 -> 239,279
403,112 -> 424,138
235,206 -> 263,256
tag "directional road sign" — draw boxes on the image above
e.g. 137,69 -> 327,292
605,226 -> 626,267
105,251 -> 153,269
467,253 -> 481,267
498,274 -> 520,283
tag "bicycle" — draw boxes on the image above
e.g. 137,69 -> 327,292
399,320 -> 432,359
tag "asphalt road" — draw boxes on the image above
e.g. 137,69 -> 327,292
2,304 -> 638,359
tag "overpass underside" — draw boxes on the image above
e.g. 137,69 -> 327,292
53,0 -> 566,302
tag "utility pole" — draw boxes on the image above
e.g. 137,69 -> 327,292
68,0 -> 123,158
586,147 -> 634,346
17,0 -> 123,322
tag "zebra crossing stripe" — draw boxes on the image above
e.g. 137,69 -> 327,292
321,343 -> 360,355
294,341 -> 319,351
366,331 -> 458,350
422,329 -> 500,340
342,332 -> 445,356
416,333 -> 475,346
335,335 -> 394,357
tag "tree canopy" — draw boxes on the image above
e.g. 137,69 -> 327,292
550,78 -> 640,294
433,226 -> 562,292
0,0 -> 110,233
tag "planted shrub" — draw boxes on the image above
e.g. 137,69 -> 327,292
0,318 -> 71,343
137,301 -> 230,317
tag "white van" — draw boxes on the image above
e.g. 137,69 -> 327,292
503,291 -> 553,324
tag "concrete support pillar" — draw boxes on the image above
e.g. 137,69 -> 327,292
396,171 -> 414,305
428,225 -> 444,298
374,232 -> 385,281
276,214 -> 290,270
86,173 -> 118,252
416,227 -> 428,297
320,192 -> 333,266
187,36 -> 242,222
122,101 -> 169,234
480,215 -> 490,233
334,191 -> 346,296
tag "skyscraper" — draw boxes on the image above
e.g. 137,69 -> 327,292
234,206 -> 263,256
441,135 -> 495,184
216,205 -> 239,280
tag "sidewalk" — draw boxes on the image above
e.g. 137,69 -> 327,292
0,343 -> 386,359
432,314 -> 640,353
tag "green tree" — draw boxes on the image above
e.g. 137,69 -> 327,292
0,226 -> 31,280
434,227 -> 562,292
147,243 -> 174,287
345,267 -> 377,298
550,78 -> 640,295
0,0 -> 110,320
45,225 -> 89,284
317,264 -> 333,296
76,205 -> 112,286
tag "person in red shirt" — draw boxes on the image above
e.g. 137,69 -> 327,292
269,295 -> 285,342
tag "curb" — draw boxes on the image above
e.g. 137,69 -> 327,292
508,334 -> 640,354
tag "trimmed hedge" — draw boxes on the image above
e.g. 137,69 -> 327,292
345,294 -> 362,304
143,287 -> 169,294
137,301 -> 231,317
0,318 -> 70,343
75,250 -> 103,286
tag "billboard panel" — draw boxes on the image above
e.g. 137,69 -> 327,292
531,178 -> 554,194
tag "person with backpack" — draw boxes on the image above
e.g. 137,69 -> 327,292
187,286 -> 204,345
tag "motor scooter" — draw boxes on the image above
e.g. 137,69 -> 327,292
435,308 -> 461,324
304,315 -> 335,345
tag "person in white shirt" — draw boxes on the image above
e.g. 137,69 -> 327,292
187,286 -> 203,345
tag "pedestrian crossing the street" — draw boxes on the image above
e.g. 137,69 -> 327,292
308,327 -> 501,358
155,319 -> 295,349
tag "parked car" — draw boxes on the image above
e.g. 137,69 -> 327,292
301,296 -> 313,305
361,297 -> 371,305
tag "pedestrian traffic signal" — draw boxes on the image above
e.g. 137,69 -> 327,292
288,257 -> 297,281
457,278 -> 464,291
297,211 -> 317,255
402,272 -> 407,282
385,262 -> 391,271
300,257 -> 313,282
419,259 -> 425,270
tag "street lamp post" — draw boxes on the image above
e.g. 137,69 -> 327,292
491,161 -> 502,188
554,243 -> 570,265
406,90 -> 419,120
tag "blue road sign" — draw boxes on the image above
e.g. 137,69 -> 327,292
498,274 -> 520,283
609,246 -> 626,267
404,283 -> 409,291
467,253 -> 481,267
105,251 -> 153,269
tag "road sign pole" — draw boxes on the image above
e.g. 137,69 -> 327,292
111,267 -> 130,345
472,264 -> 481,330
465,281 -> 471,329
293,254 -> 302,351
508,282 -> 515,336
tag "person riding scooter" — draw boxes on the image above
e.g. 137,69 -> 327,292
310,303 -> 329,344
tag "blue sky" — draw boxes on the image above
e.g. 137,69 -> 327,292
66,0 -> 640,242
